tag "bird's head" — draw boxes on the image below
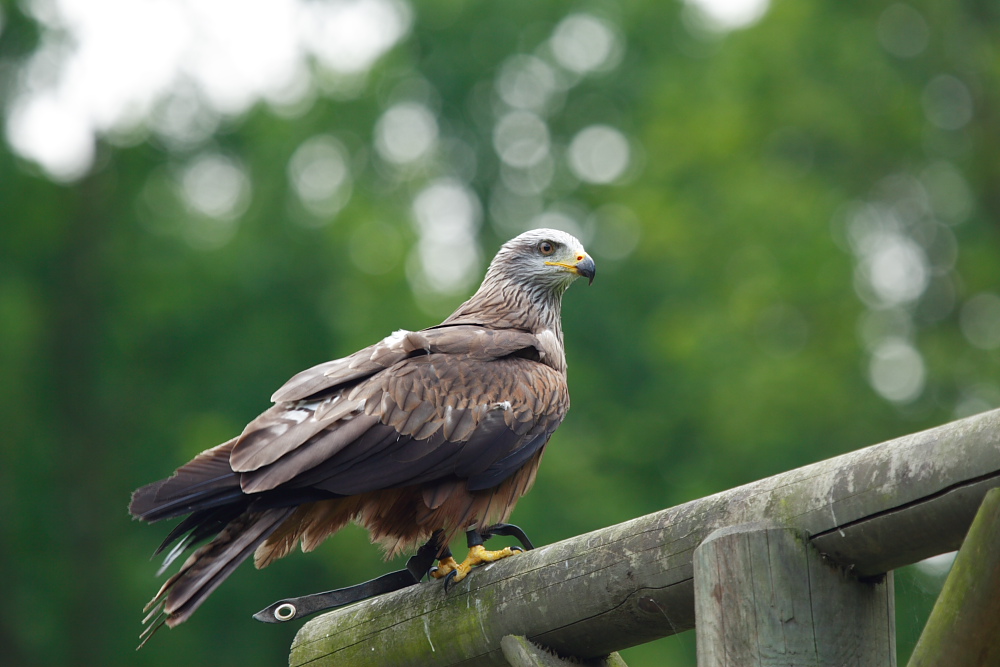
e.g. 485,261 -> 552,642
487,228 -> 596,295
447,228 -> 595,333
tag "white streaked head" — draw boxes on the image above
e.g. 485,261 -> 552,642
484,228 -> 596,293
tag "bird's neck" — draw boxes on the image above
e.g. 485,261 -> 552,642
444,279 -> 565,339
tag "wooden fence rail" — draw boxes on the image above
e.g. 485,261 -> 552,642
287,407 -> 1000,667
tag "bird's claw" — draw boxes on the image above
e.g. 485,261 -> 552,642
430,555 -> 459,580
443,569 -> 460,593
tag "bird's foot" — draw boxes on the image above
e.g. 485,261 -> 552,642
438,544 -> 524,590
430,555 -> 460,580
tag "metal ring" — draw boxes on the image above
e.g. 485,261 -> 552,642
274,603 -> 297,621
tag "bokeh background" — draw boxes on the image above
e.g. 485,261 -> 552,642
1,0 -> 998,664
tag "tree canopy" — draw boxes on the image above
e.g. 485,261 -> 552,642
1,0 -> 998,664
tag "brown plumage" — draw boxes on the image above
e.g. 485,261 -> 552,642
130,228 -> 595,639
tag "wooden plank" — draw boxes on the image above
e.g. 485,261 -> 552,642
907,487 -> 1000,667
694,522 -> 895,667
289,408 -> 1000,667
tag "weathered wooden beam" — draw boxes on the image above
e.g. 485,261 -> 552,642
907,486 -> 1000,667
289,408 -> 1000,667
694,523 -> 895,667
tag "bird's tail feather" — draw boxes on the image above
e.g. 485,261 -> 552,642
138,507 -> 295,647
153,504 -> 246,574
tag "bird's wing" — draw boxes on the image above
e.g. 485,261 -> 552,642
268,325 -> 548,403
230,326 -> 568,496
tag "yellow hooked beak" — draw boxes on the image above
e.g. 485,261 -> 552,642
545,253 -> 596,285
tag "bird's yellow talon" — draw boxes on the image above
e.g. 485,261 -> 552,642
436,544 -> 521,583
431,556 -> 459,579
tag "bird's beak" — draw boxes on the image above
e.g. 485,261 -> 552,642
546,254 -> 596,285
575,254 -> 596,285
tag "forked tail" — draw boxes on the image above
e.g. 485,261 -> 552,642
130,439 -> 294,647
137,507 -> 294,647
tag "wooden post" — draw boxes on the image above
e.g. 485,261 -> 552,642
694,523 -> 895,667
907,487 -> 1000,667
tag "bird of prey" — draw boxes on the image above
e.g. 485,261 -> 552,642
130,228 -> 594,641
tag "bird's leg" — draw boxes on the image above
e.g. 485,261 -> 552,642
433,527 -> 526,589
408,533 -> 447,580
429,543 -> 459,579
480,523 -> 535,551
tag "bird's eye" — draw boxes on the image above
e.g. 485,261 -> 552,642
538,241 -> 556,256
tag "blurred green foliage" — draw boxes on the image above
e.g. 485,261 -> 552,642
1,0 -> 998,665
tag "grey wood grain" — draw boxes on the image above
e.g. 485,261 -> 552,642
694,523 -> 895,667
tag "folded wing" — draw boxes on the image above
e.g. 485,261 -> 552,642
232,325 -> 568,499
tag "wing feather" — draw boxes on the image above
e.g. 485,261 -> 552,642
211,328 -> 565,510
130,439 -> 241,522
467,430 -> 553,491
239,414 -> 380,493
269,326 -> 542,403
265,355 -> 568,497
399,401 -> 437,437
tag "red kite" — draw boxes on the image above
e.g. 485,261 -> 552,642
130,228 -> 594,640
